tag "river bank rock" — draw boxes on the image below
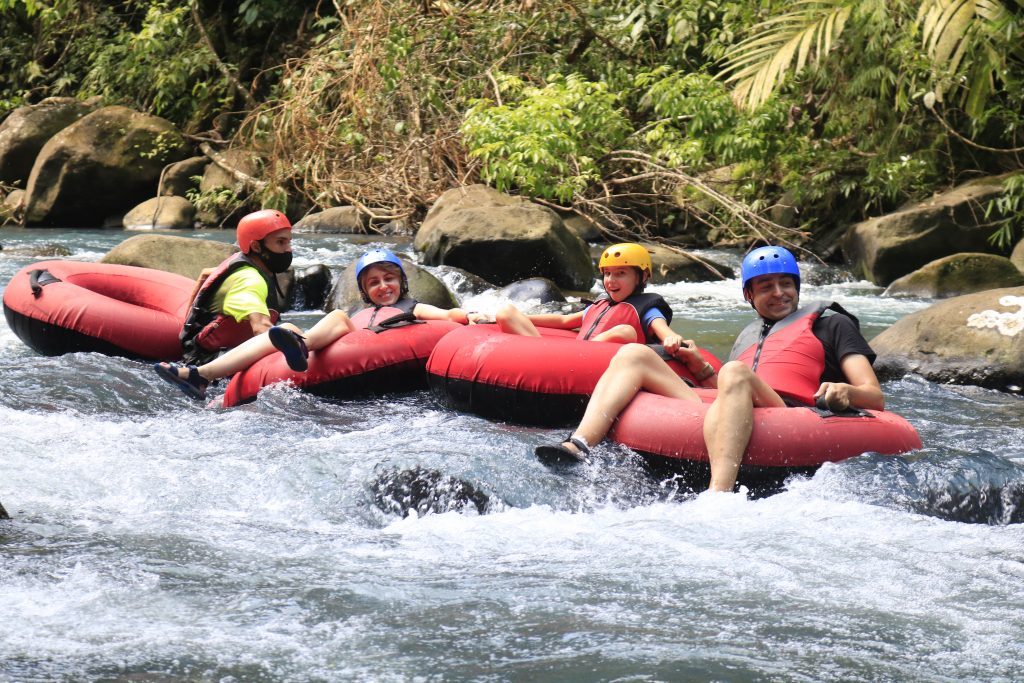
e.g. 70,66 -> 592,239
159,155 -> 207,197
195,148 -> 261,226
1012,239 -> 1024,273
646,244 -> 733,283
0,96 -> 101,185
883,253 -> 1024,298
843,174 -> 1014,285
871,286 -> 1024,391
414,184 -> 594,290
1,189 -> 24,225
123,196 -> 196,230
294,206 -> 367,234
327,254 -> 458,313
23,106 -> 189,227
101,233 -> 234,280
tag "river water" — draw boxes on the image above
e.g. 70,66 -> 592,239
1,228 -> 1022,682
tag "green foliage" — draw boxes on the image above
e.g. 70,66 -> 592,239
186,181 -> 242,219
79,2 -> 234,127
462,74 -> 631,203
986,173 -> 1024,250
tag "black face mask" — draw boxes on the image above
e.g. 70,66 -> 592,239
259,244 -> 293,273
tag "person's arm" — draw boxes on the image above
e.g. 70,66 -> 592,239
413,303 -> 490,324
648,318 -> 678,348
246,312 -> 274,335
813,354 -> 885,411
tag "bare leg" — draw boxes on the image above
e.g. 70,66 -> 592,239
571,344 -> 700,449
591,323 -> 637,344
160,311 -> 355,383
301,310 -> 354,351
495,303 -> 541,337
702,361 -> 786,492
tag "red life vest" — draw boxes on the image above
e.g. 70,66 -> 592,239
349,297 -> 418,329
576,293 -> 672,344
729,302 -> 846,405
180,253 -> 280,364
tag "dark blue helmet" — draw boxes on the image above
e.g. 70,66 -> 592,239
355,248 -> 408,303
740,246 -> 801,294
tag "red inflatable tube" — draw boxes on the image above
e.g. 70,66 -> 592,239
426,324 -> 722,427
221,320 -> 462,407
3,260 -> 193,360
610,389 -> 922,470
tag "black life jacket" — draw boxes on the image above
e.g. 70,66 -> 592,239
180,253 -> 280,364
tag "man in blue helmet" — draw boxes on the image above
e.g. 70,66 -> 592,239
535,245 -> 884,493
154,248 -> 485,400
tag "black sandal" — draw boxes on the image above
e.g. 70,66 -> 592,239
535,435 -> 591,466
269,326 -> 309,372
153,362 -> 209,400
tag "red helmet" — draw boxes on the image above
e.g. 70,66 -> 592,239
236,209 -> 292,254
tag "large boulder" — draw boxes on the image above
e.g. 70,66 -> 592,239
883,253 -> 1024,298
294,206 -> 367,234
194,148 -> 260,226
414,184 -> 595,290
101,233 -> 234,280
23,105 -> 189,227
123,196 -> 196,230
0,96 -> 101,185
646,244 -> 733,283
159,155 -> 207,197
1011,239 -> 1024,274
326,254 -> 457,313
497,277 -> 565,304
1,188 -> 24,225
842,175 -> 1014,286
871,287 -> 1024,390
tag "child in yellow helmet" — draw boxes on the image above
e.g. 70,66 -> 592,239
495,242 -> 687,350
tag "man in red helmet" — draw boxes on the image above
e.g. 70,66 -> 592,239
178,209 -> 294,365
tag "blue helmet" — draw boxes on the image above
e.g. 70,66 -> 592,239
355,248 -> 408,303
740,246 -> 800,293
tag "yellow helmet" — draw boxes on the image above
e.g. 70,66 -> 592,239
599,243 -> 652,276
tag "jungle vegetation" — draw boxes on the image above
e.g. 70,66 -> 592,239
1,0 -> 1022,247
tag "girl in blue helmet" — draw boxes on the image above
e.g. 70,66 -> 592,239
536,245 -> 885,492
154,248 -> 483,400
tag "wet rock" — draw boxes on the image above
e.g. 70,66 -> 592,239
414,184 -> 595,290
327,252 -> 457,313
123,196 -> 196,230
294,206 -> 367,234
159,155 -> 207,197
0,96 -> 101,185
286,264 -> 332,311
498,277 -> 565,303
871,286 -> 1024,390
0,242 -> 72,258
23,105 -> 189,227
370,466 -> 492,517
0,499 -> 8,520
646,244 -> 733,283
883,253 -> 1024,298
101,233 -> 234,280
432,265 -> 495,297
843,174 -> 1014,285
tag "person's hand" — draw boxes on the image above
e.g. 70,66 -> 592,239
466,312 -> 492,325
814,382 -> 851,411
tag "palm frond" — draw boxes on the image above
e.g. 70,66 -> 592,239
721,0 -> 853,110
